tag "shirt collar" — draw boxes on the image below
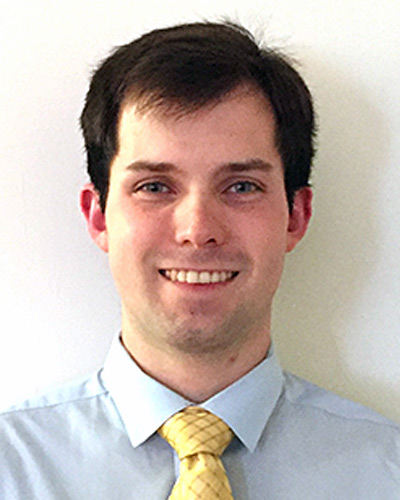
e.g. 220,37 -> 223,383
100,335 -> 284,452
100,335 -> 190,447
202,347 -> 283,451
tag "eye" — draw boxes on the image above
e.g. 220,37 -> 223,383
226,181 -> 262,194
135,182 -> 171,194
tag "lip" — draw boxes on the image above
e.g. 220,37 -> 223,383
159,269 -> 239,285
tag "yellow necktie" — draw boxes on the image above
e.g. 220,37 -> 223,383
158,406 -> 234,499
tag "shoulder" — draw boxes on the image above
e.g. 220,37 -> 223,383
0,369 -> 126,473
282,371 -> 399,430
0,370 -> 131,498
256,372 -> 400,493
276,371 -> 400,465
0,370 -> 115,446
270,372 -> 400,475
0,370 -> 107,417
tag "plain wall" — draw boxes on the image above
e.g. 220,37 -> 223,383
1,0 -> 399,422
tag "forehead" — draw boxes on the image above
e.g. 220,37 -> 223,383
113,86 -> 281,173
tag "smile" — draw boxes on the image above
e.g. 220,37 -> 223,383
159,269 -> 239,284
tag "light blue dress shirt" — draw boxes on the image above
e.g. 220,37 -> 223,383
1,336 -> 399,499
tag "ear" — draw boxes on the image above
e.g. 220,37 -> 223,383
286,187 -> 313,253
80,184 -> 109,253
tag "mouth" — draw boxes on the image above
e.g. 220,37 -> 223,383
159,269 -> 239,284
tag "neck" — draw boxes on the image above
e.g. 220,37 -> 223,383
121,323 -> 271,403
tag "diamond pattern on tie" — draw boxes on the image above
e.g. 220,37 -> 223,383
158,406 -> 234,499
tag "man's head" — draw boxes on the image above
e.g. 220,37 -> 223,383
80,22 -> 315,212
80,22 -> 314,391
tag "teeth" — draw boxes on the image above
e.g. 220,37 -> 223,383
163,270 -> 236,284
199,271 -> 210,284
211,271 -> 220,283
177,270 -> 186,283
186,271 -> 197,284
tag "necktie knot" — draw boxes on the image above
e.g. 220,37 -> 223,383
159,406 -> 233,460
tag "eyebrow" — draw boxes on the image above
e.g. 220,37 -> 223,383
218,158 -> 274,173
124,158 -> 275,174
125,161 -> 178,173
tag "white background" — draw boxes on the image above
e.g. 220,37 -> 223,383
0,0 -> 399,422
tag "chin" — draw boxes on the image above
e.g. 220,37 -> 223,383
163,316 -> 241,356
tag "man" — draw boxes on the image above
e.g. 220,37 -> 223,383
1,21 -> 399,499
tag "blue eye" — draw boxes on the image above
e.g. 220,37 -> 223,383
137,182 -> 170,193
227,181 -> 261,194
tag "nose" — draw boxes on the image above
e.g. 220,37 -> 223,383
174,191 -> 228,248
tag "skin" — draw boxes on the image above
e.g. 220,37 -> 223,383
81,85 -> 312,402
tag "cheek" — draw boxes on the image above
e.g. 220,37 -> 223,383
106,219 -> 153,298
243,216 -> 288,274
106,208 -> 169,268
238,208 -> 288,249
